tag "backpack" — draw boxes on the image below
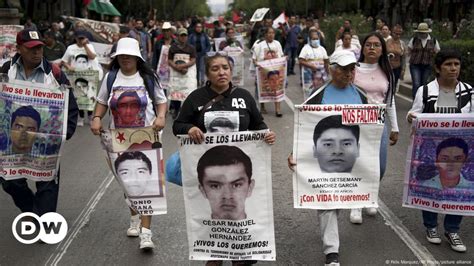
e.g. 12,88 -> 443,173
106,68 -> 158,114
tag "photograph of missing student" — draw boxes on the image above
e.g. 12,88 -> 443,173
108,149 -> 166,215
66,70 -> 99,111
169,53 -> 197,101
204,111 -> 240,133
403,114 -> 474,216
0,81 -> 68,181
293,104 -> 385,209
179,131 -> 275,261
256,57 -> 287,103
109,87 -> 148,128
301,61 -> 328,100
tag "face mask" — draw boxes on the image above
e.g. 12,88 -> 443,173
310,39 -> 320,47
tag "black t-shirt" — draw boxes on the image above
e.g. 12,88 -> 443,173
43,42 -> 66,61
173,85 -> 268,135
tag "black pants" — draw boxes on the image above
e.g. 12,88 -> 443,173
2,171 -> 60,215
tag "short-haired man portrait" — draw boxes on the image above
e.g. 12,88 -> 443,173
114,151 -> 160,197
74,77 -> 95,100
421,137 -> 471,190
74,54 -> 89,69
10,105 -> 41,154
197,145 -> 255,220
313,115 -> 360,173
208,117 -> 236,133
113,91 -> 142,127
265,70 -> 281,93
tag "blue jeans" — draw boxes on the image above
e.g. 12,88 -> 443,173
285,47 -> 298,74
2,173 -> 60,215
422,211 -> 463,233
409,64 -> 432,99
196,54 -> 206,84
379,123 -> 389,179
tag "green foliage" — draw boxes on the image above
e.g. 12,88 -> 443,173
319,12 -> 373,54
429,20 -> 454,42
441,40 -> 474,85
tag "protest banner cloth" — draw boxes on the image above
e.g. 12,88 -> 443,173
227,50 -> 244,87
293,104 -> 385,209
179,131 -> 276,261
64,16 -> 119,43
66,70 -> 99,111
250,8 -> 270,22
169,53 -> 197,101
301,61 -> 328,100
101,127 -> 167,215
272,13 -> 287,29
256,57 -> 287,103
156,45 -> 171,90
90,42 -> 112,65
402,114 -> 474,216
213,36 -> 245,52
0,25 -> 24,66
0,80 -> 69,181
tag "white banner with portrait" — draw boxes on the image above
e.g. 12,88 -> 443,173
301,61 -> 328,100
0,80 -> 69,181
179,131 -> 275,261
66,70 -> 99,111
101,127 -> 166,215
256,57 -> 287,103
402,114 -> 474,216
293,104 -> 385,209
169,53 -> 197,101
156,45 -> 171,90
250,8 -> 270,22
214,36 -> 245,51
0,25 -> 23,66
228,50 -> 244,87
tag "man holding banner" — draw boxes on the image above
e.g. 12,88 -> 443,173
406,49 -> 473,253
288,50 -> 372,266
0,29 -> 78,216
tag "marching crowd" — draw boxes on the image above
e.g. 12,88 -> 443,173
1,12 -> 473,266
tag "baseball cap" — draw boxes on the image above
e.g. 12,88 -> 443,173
177,28 -> 188,36
330,50 -> 358,67
162,22 -> 172,30
16,30 -> 44,48
75,30 -> 88,38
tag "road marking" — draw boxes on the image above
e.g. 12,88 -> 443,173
283,95 -> 438,264
45,173 -> 115,266
396,92 -> 413,103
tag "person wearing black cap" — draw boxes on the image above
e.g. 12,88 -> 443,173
0,29 -> 78,217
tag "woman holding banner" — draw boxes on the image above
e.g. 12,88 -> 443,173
172,52 -> 275,266
90,37 -> 167,251
407,49 -> 473,253
349,32 -> 399,224
252,27 -> 285,116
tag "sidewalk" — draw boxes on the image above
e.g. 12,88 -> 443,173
398,62 -> 413,100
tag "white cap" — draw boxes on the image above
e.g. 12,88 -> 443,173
111,37 -> 144,61
330,50 -> 358,67
162,22 -> 172,30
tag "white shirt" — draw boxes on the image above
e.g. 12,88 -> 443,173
298,44 -> 328,61
62,43 -> 103,79
252,40 -> 284,62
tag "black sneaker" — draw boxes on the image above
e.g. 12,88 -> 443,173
445,232 -> 467,252
426,227 -> 441,244
325,253 -> 340,266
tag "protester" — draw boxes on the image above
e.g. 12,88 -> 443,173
90,37 -> 167,250
129,18 -> 152,63
252,27 -> 285,116
61,29 -> 103,127
168,28 -> 197,119
298,27 -> 329,92
386,24 -> 406,86
1,29 -> 78,216
288,50 -> 367,266
335,19 -> 357,42
152,22 -> 176,70
350,32 -> 399,223
408,22 -> 441,99
380,25 -> 392,42
407,49 -> 473,253
282,16 -> 301,75
218,27 -> 243,51
110,26 -> 131,56
335,31 -> 361,60
188,22 -> 211,86
43,30 -> 66,63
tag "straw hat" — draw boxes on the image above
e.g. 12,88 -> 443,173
111,37 -> 144,61
414,22 -> 432,33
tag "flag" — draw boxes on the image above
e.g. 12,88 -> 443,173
87,0 -> 121,16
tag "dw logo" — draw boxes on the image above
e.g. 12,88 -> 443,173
12,212 -> 68,244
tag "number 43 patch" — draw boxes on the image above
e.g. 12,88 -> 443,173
231,98 -> 246,108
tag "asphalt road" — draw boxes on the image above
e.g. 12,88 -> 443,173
1,53 -> 472,266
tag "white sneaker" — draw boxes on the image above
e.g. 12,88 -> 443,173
350,208 -> 363,224
139,228 -> 155,250
126,215 -> 140,237
366,207 -> 378,216
77,117 -> 84,127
